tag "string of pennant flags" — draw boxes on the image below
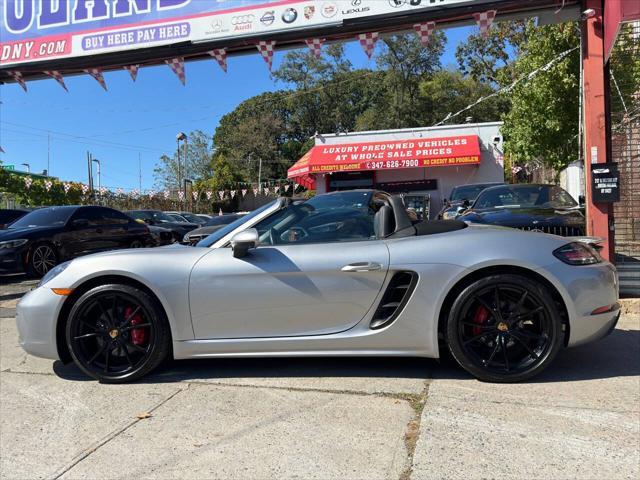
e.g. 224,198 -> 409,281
19,174 -> 304,199
4,11 -> 497,92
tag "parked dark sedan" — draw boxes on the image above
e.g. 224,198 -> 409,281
438,182 -> 504,220
183,213 -> 245,244
0,206 -> 153,277
126,210 -> 199,243
0,209 -> 29,229
459,184 -> 585,236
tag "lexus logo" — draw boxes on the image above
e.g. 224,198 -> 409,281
282,7 -> 298,23
352,0 -> 362,5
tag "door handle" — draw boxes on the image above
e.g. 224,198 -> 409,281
341,262 -> 383,272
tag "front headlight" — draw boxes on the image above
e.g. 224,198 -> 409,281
39,261 -> 71,287
0,239 -> 28,249
442,211 -> 458,220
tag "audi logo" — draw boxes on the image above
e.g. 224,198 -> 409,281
232,14 -> 255,25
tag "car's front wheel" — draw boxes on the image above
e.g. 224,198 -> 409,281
446,274 -> 563,383
66,284 -> 171,383
27,242 -> 58,277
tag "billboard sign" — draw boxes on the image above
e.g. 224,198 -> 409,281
0,0 -> 485,68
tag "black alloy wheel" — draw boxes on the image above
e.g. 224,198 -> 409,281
446,274 -> 563,383
66,284 -> 171,383
28,243 -> 58,277
130,239 -> 144,248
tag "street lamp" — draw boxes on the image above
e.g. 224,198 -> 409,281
20,163 -> 30,173
92,158 -> 101,197
176,132 -> 187,205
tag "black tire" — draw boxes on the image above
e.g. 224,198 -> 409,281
446,274 -> 563,383
129,239 -> 144,248
66,284 -> 171,383
26,242 -> 58,278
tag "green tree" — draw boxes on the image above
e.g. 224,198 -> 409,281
153,130 -> 214,189
501,22 -> 580,170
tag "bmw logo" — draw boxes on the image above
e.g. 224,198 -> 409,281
282,7 -> 298,23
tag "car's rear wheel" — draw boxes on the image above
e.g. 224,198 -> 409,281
27,243 -> 58,277
129,239 -> 144,248
446,274 -> 563,383
66,284 -> 171,383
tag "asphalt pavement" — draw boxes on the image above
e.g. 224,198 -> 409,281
1,276 -> 638,480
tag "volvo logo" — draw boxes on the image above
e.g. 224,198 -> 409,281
282,7 -> 298,23
260,11 -> 275,26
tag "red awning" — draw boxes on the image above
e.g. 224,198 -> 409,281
288,135 -> 481,181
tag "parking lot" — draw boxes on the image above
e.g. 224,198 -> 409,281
1,276 -> 638,480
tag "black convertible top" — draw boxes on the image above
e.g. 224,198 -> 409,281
389,219 -> 468,238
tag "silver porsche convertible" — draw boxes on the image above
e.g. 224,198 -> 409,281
17,190 -> 619,383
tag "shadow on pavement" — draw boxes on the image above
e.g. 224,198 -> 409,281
52,327 -> 639,385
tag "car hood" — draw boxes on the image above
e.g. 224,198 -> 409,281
461,207 -> 584,226
187,225 -> 225,236
0,225 -> 63,240
157,221 -> 199,229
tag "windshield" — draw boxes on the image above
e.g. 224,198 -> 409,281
473,185 -> 578,210
128,211 -> 176,223
9,207 -> 75,228
196,200 -> 278,247
450,184 -> 499,202
181,213 -> 205,224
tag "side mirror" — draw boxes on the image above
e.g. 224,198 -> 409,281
144,218 -> 155,225
72,218 -> 89,228
231,228 -> 258,258
462,199 -> 470,207
578,195 -> 585,206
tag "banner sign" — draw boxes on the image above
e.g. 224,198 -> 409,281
591,163 -> 620,203
288,135 -> 481,177
1,0 -> 485,68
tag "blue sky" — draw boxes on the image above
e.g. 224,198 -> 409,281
0,26 -> 472,191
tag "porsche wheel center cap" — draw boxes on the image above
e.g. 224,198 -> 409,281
497,322 -> 509,332
109,329 -> 119,339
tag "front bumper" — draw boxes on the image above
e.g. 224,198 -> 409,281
16,286 -> 66,360
0,246 -> 26,273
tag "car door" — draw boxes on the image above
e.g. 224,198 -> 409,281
97,207 -> 136,249
189,196 -> 390,339
61,207 -> 105,257
189,241 -> 389,339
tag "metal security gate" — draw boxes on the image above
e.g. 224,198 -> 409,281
610,22 -> 640,296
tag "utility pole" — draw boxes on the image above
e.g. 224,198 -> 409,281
138,153 -> 142,191
257,157 -> 262,190
47,132 -> 50,175
87,151 -> 93,191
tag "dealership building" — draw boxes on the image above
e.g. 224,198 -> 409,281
287,122 -> 504,219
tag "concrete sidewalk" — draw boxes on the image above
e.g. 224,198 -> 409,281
1,280 -> 638,479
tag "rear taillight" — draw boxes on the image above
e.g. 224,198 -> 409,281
553,242 -> 602,265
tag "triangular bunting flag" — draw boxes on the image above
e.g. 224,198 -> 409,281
253,187 -> 259,196
256,40 -> 276,71
241,189 -> 248,197
83,68 -> 107,91
304,38 -> 324,59
413,22 -> 436,47
231,190 -> 236,198
208,48 -> 227,73
473,10 -> 497,38
7,71 -> 27,92
124,65 -> 140,81
165,57 -> 186,85
43,70 -> 68,91
357,32 -> 379,59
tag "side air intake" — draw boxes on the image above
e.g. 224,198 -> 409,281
370,271 -> 418,330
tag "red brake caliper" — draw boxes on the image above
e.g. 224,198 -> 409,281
472,305 -> 490,336
125,306 -> 147,346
